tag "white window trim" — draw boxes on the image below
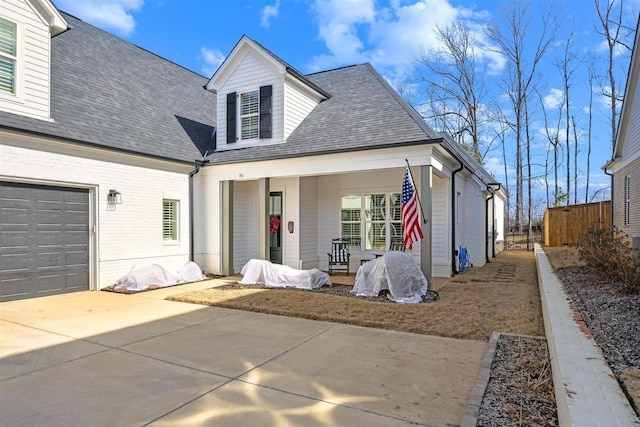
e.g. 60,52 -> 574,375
624,175 -> 631,226
340,193 -> 402,251
239,89 -> 259,141
162,199 -> 180,244
0,16 -> 22,103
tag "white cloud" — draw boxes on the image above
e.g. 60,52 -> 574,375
543,88 -> 564,109
201,47 -> 226,77
309,0 -> 375,71
261,1 -> 280,28
308,0 -> 502,78
55,0 -> 144,36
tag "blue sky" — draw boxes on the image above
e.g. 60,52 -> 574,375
53,0 -> 639,213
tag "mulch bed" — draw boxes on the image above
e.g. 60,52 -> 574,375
214,282 -> 441,303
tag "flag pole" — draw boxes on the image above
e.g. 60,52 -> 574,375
405,159 -> 428,224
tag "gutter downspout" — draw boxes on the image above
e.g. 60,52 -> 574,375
485,183 -> 501,263
189,163 -> 202,262
485,190 -> 495,264
604,167 -> 614,228
451,161 -> 464,275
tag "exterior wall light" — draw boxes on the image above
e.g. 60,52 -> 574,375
107,189 -> 122,205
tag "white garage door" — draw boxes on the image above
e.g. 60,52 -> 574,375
0,182 -> 90,302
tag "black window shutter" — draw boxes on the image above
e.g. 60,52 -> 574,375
226,92 -> 236,143
259,85 -> 272,139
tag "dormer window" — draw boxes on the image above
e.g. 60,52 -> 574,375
240,90 -> 259,140
226,85 -> 272,144
0,17 -> 17,94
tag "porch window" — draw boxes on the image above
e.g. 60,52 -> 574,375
341,195 -> 361,247
0,17 -> 17,94
240,90 -> 259,140
163,199 -> 179,241
341,193 -> 402,250
624,175 -> 630,226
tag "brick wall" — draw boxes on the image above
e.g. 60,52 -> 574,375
1,137 -> 192,288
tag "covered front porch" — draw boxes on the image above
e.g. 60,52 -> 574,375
194,144 -> 470,284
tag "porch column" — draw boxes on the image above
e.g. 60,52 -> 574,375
221,180 -> 234,276
420,165 -> 433,289
258,178 -> 270,259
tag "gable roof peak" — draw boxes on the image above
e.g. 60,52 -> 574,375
205,35 -> 330,99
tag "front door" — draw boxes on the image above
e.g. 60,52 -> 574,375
269,192 -> 282,264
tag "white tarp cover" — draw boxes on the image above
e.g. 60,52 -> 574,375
240,259 -> 331,290
352,252 -> 427,303
115,262 -> 204,291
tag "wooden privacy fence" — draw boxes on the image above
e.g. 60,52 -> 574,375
543,201 -> 611,247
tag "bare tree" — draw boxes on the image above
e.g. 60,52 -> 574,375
585,59 -> 596,204
485,0 -> 559,227
537,89 -> 562,207
558,23 -> 579,206
572,115 -> 579,204
413,20 -> 485,163
594,0 -> 634,152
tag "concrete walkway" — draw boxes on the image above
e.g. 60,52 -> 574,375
0,280 -> 486,427
535,245 -> 640,426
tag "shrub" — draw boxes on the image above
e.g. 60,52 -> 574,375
577,227 -> 640,293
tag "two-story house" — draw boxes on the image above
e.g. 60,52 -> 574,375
0,0 -> 505,301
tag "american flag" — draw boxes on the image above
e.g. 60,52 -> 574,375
402,167 -> 423,249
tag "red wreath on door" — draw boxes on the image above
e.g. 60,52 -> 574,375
269,216 -> 280,234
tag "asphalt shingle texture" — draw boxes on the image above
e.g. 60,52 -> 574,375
0,13 -> 216,163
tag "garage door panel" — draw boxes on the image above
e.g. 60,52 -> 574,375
1,230 -> 28,248
66,250 -> 88,267
1,182 -> 90,302
64,231 -> 88,245
0,277 -> 29,300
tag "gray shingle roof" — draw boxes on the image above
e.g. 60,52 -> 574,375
205,62 -> 497,186
205,63 -> 440,164
0,13 -> 216,163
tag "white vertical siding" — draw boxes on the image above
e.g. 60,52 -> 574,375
233,181 -> 258,272
299,176 -> 319,269
1,135 -> 192,288
284,80 -> 320,140
431,173 -> 451,277
216,50 -> 284,150
0,0 -> 53,120
461,177 -> 486,268
494,195 -> 505,251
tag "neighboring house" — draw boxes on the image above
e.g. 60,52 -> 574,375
604,20 -> 640,249
0,0 -> 505,302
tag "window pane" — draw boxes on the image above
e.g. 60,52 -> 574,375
390,193 -> 401,221
390,222 -> 403,240
341,195 -> 361,221
0,18 -> 16,57
365,194 -> 385,221
0,18 -> 16,94
365,222 -> 386,250
241,116 -> 259,139
0,56 -> 15,93
341,223 -> 360,247
240,91 -> 259,115
163,200 -> 178,241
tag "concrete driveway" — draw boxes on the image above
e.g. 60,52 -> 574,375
0,280 -> 487,426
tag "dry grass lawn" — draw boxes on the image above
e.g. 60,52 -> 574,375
168,251 -> 544,341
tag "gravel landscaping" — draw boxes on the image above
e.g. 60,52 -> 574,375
555,264 -> 640,416
477,334 -> 557,426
